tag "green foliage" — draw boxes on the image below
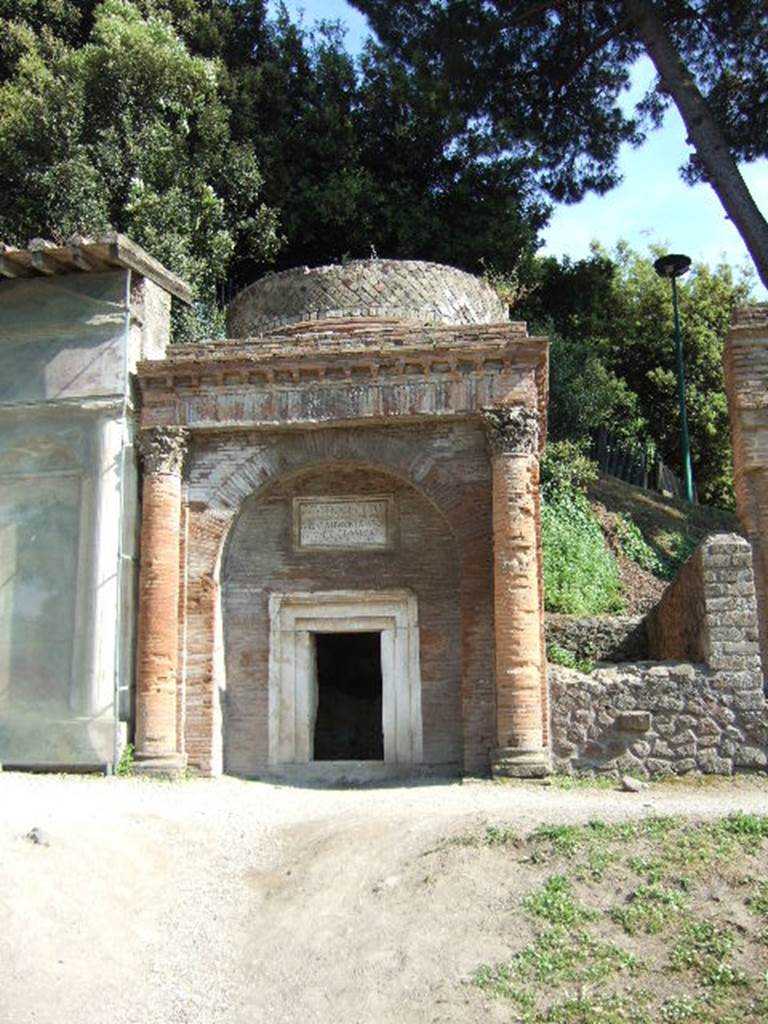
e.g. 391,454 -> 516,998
614,513 -> 665,575
524,244 -> 753,509
541,441 -> 598,498
0,0 -> 548,332
540,438 -> 623,614
0,0 -> 281,339
546,642 -> 594,675
350,1 -> 768,288
115,741 -> 134,776
542,490 -> 623,615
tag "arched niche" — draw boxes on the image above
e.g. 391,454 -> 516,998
219,462 -> 462,776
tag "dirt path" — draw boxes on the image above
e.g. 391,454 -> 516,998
1,773 -> 767,1024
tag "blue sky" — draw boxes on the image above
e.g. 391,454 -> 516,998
274,0 -> 768,299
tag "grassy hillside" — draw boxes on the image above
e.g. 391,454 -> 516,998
543,474 -> 740,618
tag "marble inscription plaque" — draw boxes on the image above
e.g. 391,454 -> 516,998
294,496 -> 393,550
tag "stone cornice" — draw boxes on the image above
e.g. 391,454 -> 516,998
481,405 -> 540,456
138,332 -> 547,387
138,427 -> 189,475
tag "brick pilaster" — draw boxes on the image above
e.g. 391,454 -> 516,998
482,405 -> 550,777
134,427 -> 189,774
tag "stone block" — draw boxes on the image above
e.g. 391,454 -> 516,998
615,711 -> 652,733
733,746 -> 768,768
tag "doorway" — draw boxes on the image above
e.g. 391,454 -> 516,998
313,632 -> 383,760
267,590 -> 422,766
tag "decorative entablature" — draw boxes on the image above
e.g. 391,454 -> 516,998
136,320 -> 548,439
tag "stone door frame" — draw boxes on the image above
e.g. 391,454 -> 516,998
267,589 -> 422,766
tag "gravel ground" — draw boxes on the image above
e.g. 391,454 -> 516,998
2,771 -> 767,1024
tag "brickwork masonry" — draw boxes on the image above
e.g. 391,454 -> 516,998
550,534 -> 767,776
225,260 -> 508,337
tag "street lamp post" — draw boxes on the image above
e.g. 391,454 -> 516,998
654,253 -> 694,503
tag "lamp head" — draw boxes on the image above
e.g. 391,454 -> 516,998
654,253 -> 692,279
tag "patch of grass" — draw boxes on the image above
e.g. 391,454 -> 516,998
669,919 -> 746,988
472,814 -> 768,1024
440,823 -> 519,850
475,926 -> 636,993
524,876 -> 596,926
544,993 -> 651,1024
659,996 -> 701,1022
612,882 -> 687,935
483,824 -> 519,847
615,512 -> 666,575
115,742 -> 134,777
548,774 -> 617,792
657,529 -> 700,580
546,641 -> 594,674
748,879 -> 768,917
530,820 -> 641,880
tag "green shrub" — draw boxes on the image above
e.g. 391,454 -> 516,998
546,642 -> 594,674
541,440 -> 598,498
542,491 -> 623,614
657,530 -> 700,581
615,513 -> 665,575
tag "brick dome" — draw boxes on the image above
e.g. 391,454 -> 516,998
225,260 -> 508,337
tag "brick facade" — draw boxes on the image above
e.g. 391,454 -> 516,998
135,261 -> 549,777
724,304 -> 768,676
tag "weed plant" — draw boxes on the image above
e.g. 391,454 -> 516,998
542,491 -> 623,614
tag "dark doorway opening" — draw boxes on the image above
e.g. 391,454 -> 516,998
313,632 -> 383,760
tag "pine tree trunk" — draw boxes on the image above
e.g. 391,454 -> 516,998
624,0 -> 768,289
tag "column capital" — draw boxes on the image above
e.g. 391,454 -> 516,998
138,427 -> 189,476
481,405 -> 540,457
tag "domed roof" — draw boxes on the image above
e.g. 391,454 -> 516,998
225,259 -> 508,337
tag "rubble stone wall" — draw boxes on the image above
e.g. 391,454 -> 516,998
545,614 -> 648,663
550,533 -> 767,776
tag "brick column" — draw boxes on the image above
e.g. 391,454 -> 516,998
134,427 -> 189,774
482,405 -> 550,778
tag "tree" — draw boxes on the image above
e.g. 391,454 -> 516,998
0,0 -> 281,337
1,0 -> 549,320
518,244 -> 753,507
174,6 -> 549,286
350,0 -> 768,288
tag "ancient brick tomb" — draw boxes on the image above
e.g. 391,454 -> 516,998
134,260 -> 551,777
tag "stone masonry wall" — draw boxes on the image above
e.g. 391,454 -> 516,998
545,614 -> 647,663
550,533 -> 767,776
645,547 -> 707,662
226,261 -> 508,337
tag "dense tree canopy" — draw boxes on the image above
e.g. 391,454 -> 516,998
350,0 -> 768,287
0,0 -> 548,319
519,244 -> 753,507
0,0 -> 281,336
